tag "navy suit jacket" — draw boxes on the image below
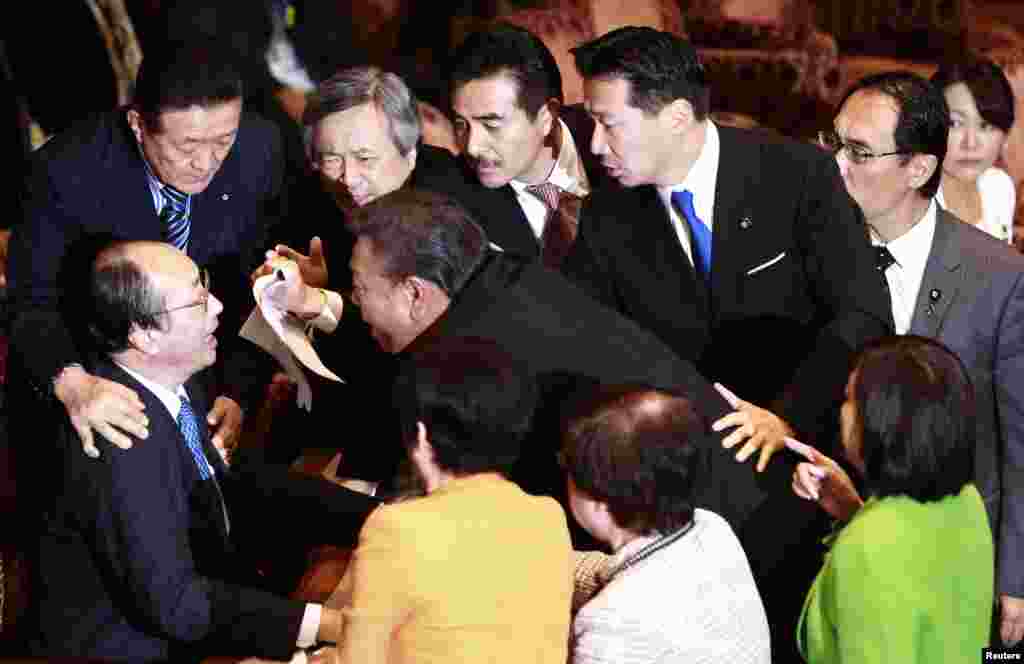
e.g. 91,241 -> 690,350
7,108 -> 283,410
910,209 -> 1024,599
29,361 -> 305,662
565,124 -> 894,449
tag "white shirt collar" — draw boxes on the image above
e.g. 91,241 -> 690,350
657,120 -> 720,228
116,362 -> 189,420
509,118 -> 591,196
879,199 -> 937,272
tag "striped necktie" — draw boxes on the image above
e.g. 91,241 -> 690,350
525,182 -> 581,269
177,398 -> 211,479
178,397 -> 231,531
161,186 -> 190,251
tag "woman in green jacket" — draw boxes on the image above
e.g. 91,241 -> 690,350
788,335 -> 994,663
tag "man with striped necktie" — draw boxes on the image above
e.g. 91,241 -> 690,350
26,240 -> 375,661
8,38 -> 285,463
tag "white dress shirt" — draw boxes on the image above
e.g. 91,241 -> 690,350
115,363 -> 322,648
874,199 -> 938,335
509,117 -> 591,239
657,121 -> 720,268
935,166 -> 1016,245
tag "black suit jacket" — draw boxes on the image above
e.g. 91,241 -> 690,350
455,104 -> 616,259
29,361 -> 305,662
565,124 -> 894,448
7,109 -> 284,410
405,250 -> 818,550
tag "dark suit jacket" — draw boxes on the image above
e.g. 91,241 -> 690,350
564,124 -> 894,449
7,109 -> 284,410
455,104 -> 616,259
910,209 -> 1024,599
29,361 -> 305,662
404,250 -> 819,559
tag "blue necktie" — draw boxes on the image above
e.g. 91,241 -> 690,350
672,189 -> 712,277
161,186 -> 190,251
177,398 -> 211,479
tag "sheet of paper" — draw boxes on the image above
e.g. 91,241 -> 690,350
239,274 -> 344,411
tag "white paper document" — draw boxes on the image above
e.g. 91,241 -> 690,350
239,274 -> 343,411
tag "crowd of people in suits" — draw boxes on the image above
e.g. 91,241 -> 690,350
4,3 -> 1024,663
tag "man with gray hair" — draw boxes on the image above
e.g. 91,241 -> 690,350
255,67 -> 476,476
267,65 -> 473,292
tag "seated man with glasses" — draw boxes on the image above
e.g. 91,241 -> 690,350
27,240 -> 379,662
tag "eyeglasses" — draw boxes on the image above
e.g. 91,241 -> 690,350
157,268 -> 212,314
818,130 -> 909,165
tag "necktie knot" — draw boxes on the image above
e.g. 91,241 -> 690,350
875,245 -> 897,272
525,182 -> 561,212
161,186 -> 191,251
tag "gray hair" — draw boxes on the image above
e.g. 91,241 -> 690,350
303,66 -> 421,158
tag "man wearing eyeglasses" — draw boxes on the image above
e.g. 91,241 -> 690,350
830,71 -> 1024,650
27,240 -> 381,660
8,39 -> 283,463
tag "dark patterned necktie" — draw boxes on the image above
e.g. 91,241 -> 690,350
161,186 -> 190,251
525,182 -> 581,269
671,189 -> 712,277
875,246 -> 897,272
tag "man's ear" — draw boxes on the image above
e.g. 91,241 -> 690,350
536,98 -> 558,140
127,324 -> 160,355
126,109 -> 144,144
907,153 -> 939,191
405,276 -> 438,321
663,98 -> 696,135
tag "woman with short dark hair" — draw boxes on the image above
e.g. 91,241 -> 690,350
931,56 -> 1016,243
790,335 -> 994,663
563,386 -> 770,664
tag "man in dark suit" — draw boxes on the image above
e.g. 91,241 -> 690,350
829,71 -> 1024,650
28,241 -> 369,661
563,27 -> 893,464
8,38 -> 282,460
257,65 -> 480,478
562,27 -> 893,661
449,23 -> 613,267
265,188 -> 821,580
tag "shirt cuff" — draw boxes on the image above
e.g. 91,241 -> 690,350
297,602 -> 322,648
304,290 -> 343,334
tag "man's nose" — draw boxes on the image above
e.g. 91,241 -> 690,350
464,124 -> 486,157
191,146 -> 216,173
835,150 -> 851,178
590,123 -> 608,156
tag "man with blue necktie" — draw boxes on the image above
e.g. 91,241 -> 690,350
8,38 -> 282,461
561,27 -> 892,661
26,240 -> 374,661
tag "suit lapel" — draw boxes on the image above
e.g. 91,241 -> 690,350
641,186 -> 708,319
710,126 -> 759,322
909,210 -> 963,337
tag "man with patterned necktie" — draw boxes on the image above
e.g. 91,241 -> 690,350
26,240 -> 376,661
8,37 -> 284,462
449,23 -> 612,267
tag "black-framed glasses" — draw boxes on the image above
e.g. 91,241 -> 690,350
818,130 -> 909,165
157,268 -> 211,314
